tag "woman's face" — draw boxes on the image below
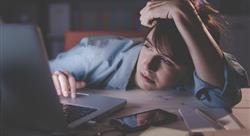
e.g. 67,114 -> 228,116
135,30 -> 187,90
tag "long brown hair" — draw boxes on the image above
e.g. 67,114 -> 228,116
144,0 -> 224,69
190,0 -> 224,42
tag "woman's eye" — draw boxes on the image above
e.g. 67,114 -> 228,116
144,43 -> 153,51
144,43 -> 150,48
161,57 -> 174,66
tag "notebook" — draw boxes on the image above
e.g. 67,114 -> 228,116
0,24 -> 127,133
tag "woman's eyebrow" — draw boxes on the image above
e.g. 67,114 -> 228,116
145,38 -> 177,65
161,52 -> 173,60
162,55 -> 178,66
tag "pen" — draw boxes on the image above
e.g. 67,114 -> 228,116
77,92 -> 90,96
195,108 -> 225,129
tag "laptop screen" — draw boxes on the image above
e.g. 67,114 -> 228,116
1,24 -> 67,132
0,24 -> 127,133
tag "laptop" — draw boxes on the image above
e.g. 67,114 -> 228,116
0,24 -> 127,133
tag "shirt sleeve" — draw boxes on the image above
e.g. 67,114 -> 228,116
193,52 -> 249,109
49,37 -> 92,80
49,36 -> 142,89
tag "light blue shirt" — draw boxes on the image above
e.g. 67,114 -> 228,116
49,36 -> 249,108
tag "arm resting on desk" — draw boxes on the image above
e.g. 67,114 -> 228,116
193,53 -> 249,109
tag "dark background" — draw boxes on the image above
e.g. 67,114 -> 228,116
1,0 -> 250,78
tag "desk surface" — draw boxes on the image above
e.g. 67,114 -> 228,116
4,88 -> 249,136
233,88 -> 250,129
75,88 -> 250,136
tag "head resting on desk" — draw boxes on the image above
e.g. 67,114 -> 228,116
135,0 -> 223,90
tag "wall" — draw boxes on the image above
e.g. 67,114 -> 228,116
220,15 -> 250,80
1,0 -> 249,79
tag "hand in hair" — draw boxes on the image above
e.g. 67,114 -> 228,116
140,0 -> 192,27
140,0 -> 225,88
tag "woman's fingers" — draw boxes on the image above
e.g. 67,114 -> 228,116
57,71 -> 70,97
51,71 -> 86,98
52,72 -> 62,95
140,1 -> 178,27
76,81 -> 87,89
64,71 -> 77,98
140,11 -> 155,27
140,2 -> 160,27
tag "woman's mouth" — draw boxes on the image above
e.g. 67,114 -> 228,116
140,72 -> 155,84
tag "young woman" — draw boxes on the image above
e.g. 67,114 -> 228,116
49,0 -> 249,108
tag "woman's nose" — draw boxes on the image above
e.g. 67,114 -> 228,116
146,55 -> 161,72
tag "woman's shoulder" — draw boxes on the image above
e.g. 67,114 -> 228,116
75,36 -> 144,61
223,52 -> 247,75
79,35 -> 143,49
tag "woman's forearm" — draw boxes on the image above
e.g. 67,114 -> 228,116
172,2 -> 225,88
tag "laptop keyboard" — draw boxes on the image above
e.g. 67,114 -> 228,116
62,104 -> 97,123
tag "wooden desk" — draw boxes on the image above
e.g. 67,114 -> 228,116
6,88 -> 249,136
233,88 -> 250,129
76,88 -> 250,136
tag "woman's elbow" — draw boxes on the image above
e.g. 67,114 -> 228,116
199,90 -> 242,109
